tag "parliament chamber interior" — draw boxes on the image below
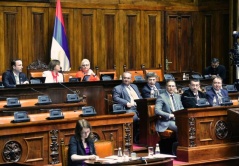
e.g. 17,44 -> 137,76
0,0 -> 239,165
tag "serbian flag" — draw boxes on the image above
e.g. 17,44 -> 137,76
50,0 -> 70,71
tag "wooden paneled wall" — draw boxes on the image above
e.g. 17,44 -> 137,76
0,0 -> 230,81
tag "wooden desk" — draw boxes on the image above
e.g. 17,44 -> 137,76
0,80 -> 212,115
0,113 -> 134,165
135,98 -> 158,147
174,105 -> 239,163
0,98 -> 86,116
85,157 -> 173,166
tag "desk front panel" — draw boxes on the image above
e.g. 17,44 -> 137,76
0,113 -> 133,165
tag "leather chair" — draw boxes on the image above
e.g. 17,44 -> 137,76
98,70 -> 117,80
147,105 -> 174,139
30,71 -> 43,78
60,138 -> 69,166
94,140 -> 114,158
144,68 -> 164,82
60,138 -> 114,166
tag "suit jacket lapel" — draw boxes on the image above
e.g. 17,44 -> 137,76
10,71 -> 16,84
122,85 -> 131,102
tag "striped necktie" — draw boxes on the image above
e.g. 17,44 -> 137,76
170,94 -> 178,111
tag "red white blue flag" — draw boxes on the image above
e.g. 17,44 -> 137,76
51,0 -> 70,71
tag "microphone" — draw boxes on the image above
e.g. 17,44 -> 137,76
30,88 -> 45,95
30,88 -> 52,105
58,82 -> 82,103
58,82 -> 77,94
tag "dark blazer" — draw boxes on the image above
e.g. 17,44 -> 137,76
181,89 -> 207,108
155,92 -> 184,132
141,82 -> 161,98
204,65 -> 226,82
68,136 -> 96,166
112,83 -> 142,108
2,70 -> 28,88
206,87 -> 228,106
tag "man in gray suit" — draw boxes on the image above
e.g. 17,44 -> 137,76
155,79 -> 183,155
112,71 -> 142,143
155,79 -> 184,133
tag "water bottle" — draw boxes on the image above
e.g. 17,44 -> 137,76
150,89 -> 155,98
118,147 -> 122,157
213,96 -> 217,106
155,143 -> 160,155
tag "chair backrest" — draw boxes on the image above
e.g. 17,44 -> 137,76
62,71 -> 78,82
60,138 -> 69,166
94,140 -> 114,158
144,69 -> 164,82
30,71 -> 43,78
99,70 -> 117,80
125,70 -> 144,82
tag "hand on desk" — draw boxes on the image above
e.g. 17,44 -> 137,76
89,155 -> 99,160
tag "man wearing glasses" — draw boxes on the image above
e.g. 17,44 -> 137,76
112,71 -> 142,143
181,79 -> 206,108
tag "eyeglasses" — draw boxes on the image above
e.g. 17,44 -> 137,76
82,64 -> 89,67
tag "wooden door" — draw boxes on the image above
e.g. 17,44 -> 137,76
165,12 -> 193,73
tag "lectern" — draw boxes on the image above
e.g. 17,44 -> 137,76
174,105 -> 239,163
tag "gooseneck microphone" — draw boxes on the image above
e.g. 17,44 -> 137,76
30,88 -> 45,95
58,82 -> 82,102
30,88 -> 52,105
58,82 -> 77,94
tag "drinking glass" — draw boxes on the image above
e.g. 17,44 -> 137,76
123,149 -> 129,161
148,147 -> 154,157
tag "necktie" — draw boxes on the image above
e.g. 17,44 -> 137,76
217,91 -> 223,104
170,94 -> 178,111
152,86 -> 159,97
194,93 -> 199,101
128,86 -> 139,100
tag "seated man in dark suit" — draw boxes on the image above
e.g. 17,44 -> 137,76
181,79 -> 206,108
112,71 -> 142,143
141,72 -> 160,98
3,59 -> 29,88
204,58 -> 226,83
206,76 -> 228,106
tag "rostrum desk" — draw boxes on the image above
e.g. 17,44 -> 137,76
0,98 -> 134,165
174,105 -> 239,163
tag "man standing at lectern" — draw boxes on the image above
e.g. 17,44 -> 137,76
112,71 -> 142,143
3,59 -> 29,88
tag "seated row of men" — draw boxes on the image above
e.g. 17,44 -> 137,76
112,71 -> 229,145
